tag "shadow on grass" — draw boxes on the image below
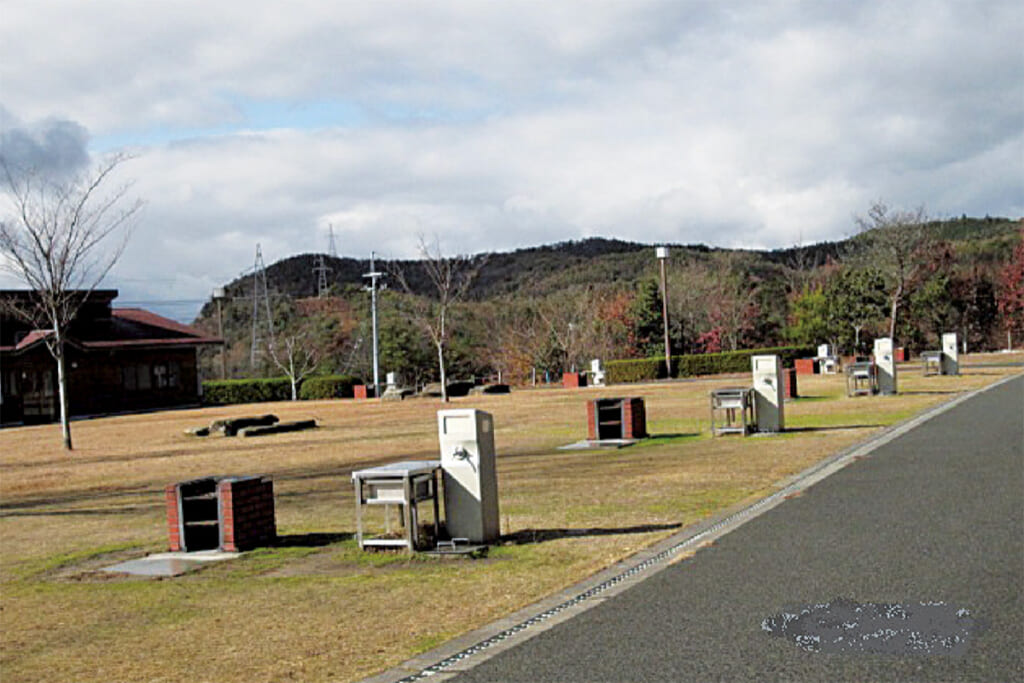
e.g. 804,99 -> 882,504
647,432 -> 700,440
896,390 -> 958,396
272,532 -> 353,548
784,424 -> 885,434
0,503 -> 162,518
502,522 -> 682,546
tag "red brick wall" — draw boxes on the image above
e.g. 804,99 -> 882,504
165,484 -> 183,551
622,397 -> 648,439
218,477 -> 277,552
783,368 -> 798,398
563,372 -> 587,388
794,358 -> 818,375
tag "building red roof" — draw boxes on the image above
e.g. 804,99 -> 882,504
110,308 -> 222,345
0,305 -> 221,354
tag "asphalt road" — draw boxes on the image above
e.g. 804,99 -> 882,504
453,375 -> 1024,683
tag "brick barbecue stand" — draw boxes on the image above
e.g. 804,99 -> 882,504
353,384 -> 376,399
166,476 -> 276,552
794,358 -> 819,375
783,367 -> 798,399
563,372 -> 588,388
587,397 -> 648,440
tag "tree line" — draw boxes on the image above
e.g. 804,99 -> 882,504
198,208 -> 1023,389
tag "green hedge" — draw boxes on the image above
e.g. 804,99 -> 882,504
298,375 -> 361,400
604,358 -> 666,384
202,378 -> 294,405
606,346 -> 815,384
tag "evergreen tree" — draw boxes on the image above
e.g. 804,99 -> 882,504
627,279 -> 664,357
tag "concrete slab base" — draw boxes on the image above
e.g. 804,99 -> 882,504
557,439 -> 638,450
102,550 -> 241,577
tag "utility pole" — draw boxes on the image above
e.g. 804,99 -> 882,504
213,287 -> 227,379
363,252 -> 385,397
657,246 -> 672,377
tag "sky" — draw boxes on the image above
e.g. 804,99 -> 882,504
1,0 -> 1022,322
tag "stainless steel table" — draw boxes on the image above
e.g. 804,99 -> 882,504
351,460 -> 441,551
846,361 -> 878,396
710,387 -> 754,436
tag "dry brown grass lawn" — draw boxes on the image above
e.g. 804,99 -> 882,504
2,353 -> 1021,682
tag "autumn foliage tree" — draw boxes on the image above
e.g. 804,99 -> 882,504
853,202 -> 931,344
997,230 -> 1024,349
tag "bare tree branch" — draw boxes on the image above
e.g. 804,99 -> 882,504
388,235 -> 485,401
0,154 -> 142,449
852,201 -> 931,342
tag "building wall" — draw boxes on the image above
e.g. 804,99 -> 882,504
1,346 -> 202,424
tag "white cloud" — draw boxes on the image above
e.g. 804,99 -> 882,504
1,0 -> 1021,319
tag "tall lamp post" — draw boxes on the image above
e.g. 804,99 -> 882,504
656,246 -> 671,377
212,287 -> 228,380
363,252 -> 385,398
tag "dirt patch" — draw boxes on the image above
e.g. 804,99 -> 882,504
39,547 -> 155,583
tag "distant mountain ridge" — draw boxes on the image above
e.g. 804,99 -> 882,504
202,216 -> 1020,317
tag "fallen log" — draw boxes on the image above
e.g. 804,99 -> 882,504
238,419 -> 317,437
210,414 -> 279,436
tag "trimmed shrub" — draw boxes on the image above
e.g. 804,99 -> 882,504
202,378 -> 294,405
606,345 -> 815,384
298,375 -> 361,400
604,358 -> 666,384
446,380 -> 476,398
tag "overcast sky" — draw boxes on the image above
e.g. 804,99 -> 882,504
1,0 -> 1022,321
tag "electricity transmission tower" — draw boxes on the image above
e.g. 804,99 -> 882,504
313,225 -> 337,298
250,244 -> 275,368
313,254 -> 331,298
327,224 -> 338,257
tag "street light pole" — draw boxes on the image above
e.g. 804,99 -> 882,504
656,246 -> 672,378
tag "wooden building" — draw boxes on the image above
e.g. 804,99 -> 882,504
1,290 -> 222,425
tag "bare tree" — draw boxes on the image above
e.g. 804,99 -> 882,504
390,236 -> 484,402
0,155 -> 141,450
853,202 -> 931,343
267,330 -> 320,401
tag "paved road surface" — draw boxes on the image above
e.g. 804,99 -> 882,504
453,375 -> 1024,682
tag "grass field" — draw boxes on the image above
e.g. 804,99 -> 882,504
2,354 -> 1021,682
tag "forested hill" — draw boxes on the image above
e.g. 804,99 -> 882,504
205,216 -> 1020,310
194,215 -> 1020,382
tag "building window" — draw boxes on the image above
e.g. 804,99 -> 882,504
154,364 -> 168,388
123,364 -> 153,391
122,365 -> 137,391
137,364 -> 151,390
150,362 -> 181,390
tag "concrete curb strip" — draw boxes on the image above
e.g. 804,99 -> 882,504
358,373 -> 1021,683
